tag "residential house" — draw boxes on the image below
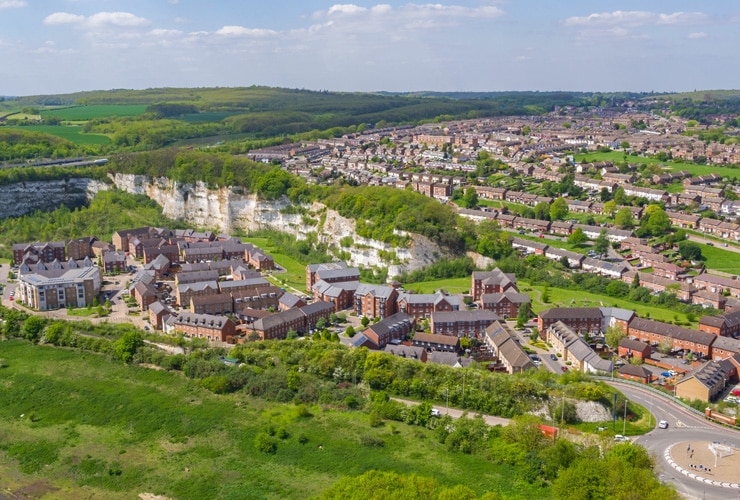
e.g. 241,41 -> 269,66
362,312 -> 416,349
313,279 -> 360,311
17,259 -> 101,311
396,291 -> 459,319
545,321 -> 612,373
538,307 -> 604,334
411,332 -> 460,352
148,301 -> 172,330
306,262 -> 359,291
13,241 -> 66,266
618,338 -> 651,361
484,321 -> 535,373
698,311 -> 740,337
471,268 -> 518,302
479,291 -> 531,318
103,251 -> 128,274
354,283 -> 398,319
164,312 -> 237,343
674,359 -> 737,402
710,336 -> 740,361
617,364 -> 653,384
627,317 -> 716,359
430,310 -> 500,338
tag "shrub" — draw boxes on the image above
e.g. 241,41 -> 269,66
359,435 -> 385,448
254,432 -> 278,454
275,427 -> 290,440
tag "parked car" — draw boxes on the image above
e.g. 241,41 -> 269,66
731,389 -> 740,397
550,354 -> 558,361
561,366 -> 568,372
658,420 -> 669,429
430,408 -> 441,417
614,434 -> 629,442
706,242 -> 714,246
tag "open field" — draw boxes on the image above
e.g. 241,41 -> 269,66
9,125 -> 110,145
39,105 -> 147,121
521,281 -> 693,325
405,276 -> 470,294
242,236 -> 308,291
696,243 -> 740,275
574,151 -> 740,180
0,340 -> 548,499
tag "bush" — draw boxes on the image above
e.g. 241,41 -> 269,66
359,435 -> 385,448
254,432 -> 278,454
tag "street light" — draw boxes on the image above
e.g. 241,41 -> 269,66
446,387 -> 449,415
623,399 -> 628,435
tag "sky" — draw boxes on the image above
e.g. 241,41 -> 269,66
1,1 -> 738,96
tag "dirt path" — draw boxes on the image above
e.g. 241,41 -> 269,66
392,397 -> 510,426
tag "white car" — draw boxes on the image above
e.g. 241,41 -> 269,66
614,434 -> 629,442
430,408 -> 441,417
658,420 -> 669,429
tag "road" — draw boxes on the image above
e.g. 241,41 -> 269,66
687,233 -> 740,254
608,381 -> 740,500
392,397 -> 510,427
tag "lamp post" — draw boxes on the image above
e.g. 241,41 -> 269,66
446,387 -> 449,414
623,399 -> 628,435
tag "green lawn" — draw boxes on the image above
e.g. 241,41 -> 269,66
11,125 -> 110,145
242,237 -> 308,290
575,151 -> 740,180
0,340 -> 547,499
697,243 -> 740,274
521,281 -> 693,325
405,277 -> 471,294
39,105 -> 147,121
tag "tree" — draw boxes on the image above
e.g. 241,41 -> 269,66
603,200 -> 617,217
613,187 -> 627,205
114,330 -> 143,363
22,316 -> 46,343
534,201 -> 551,221
614,207 -> 635,229
550,197 -> 568,221
567,227 -> 587,246
315,317 -> 327,330
657,337 -> 673,354
641,206 -> 670,236
605,324 -> 626,350
516,301 -> 532,329
593,229 -> 610,257
600,187 -> 612,202
605,280 -> 629,298
361,316 -> 370,328
678,241 -> 703,261
541,285 -> 550,304
345,325 -> 356,337
631,272 -> 640,289
462,187 -> 478,208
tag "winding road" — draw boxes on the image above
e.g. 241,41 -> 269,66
608,381 -> 740,500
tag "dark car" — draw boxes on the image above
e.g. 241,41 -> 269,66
561,366 -> 568,372
550,354 -> 558,361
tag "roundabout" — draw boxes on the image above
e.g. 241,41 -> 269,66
665,441 -> 740,490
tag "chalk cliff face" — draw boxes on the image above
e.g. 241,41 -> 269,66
0,178 -> 108,219
113,174 -> 449,276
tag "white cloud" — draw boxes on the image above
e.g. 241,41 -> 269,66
43,11 -> 149,28
149,29 -> 183,37
43,12 -> 86,25
688,32 -> 707,39
0,0 -> 26,8
215,26 -> 277,37
327,4 -> 367,16
565,10 -> 707,27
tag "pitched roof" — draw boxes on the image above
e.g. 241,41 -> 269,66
412,332 -> 459,347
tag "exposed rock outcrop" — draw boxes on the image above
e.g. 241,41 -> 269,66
0,178 -> 108,219
112,174 -> 450,276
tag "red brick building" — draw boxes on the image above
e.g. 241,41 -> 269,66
538,307 -> 604,335
698,311 -> 740,337
355,284 -> 398,319
471,268 -> 517,302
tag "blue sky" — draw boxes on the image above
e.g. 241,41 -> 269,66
1,1 -> 738,96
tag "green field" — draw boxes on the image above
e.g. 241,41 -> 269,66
522,281 -> 693,325
180,111 -> 243,123
406,277 -> 471,294
575,151 -> 740,180
12,125 -> 110,145
696,243 -> 740,275
0,340 -> 547,499
39,105 -> 147,121
242,237 -> 308,291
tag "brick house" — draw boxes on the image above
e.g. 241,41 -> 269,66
692,289 -> 727,310
618,338 -> 651,361
165,312 -> 237,343
471,268 -> 518,302
545,321 -> 612,373
479,291 -> 531,318
133,281 -> 158,311
190,294 -> 234,315
617,364 -> 653,384
176,281 -> 219,307
306,262 -> 359,291
67,236 -> 97,260
13,241 -> 66,266
626,317 -> 716,359
362,312 -> 415,349
411,332 -> 460,352
538,307 -> 604,335
693,273 -> 740,298
430,310 -> 500,338
396,291 -> 459,320
710,336 -> 740,361
148,301 -> 172,330
103,251 -> 128,274
484,321 -> 535,374
313,280 -> 360,311
355,284 -> 398,319
698,311 -> 740,337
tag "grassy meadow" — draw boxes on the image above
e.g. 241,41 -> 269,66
0,340 -> 546,499
11,125 -> 110,145
574,151 -> 740,181
39,105 -> 147,121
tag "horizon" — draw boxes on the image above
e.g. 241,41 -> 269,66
1,1 -> 738,96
